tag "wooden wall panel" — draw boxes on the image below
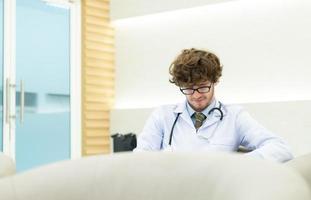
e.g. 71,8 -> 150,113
82,0 -> 114,156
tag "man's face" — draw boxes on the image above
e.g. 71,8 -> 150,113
180,81 -> 214,112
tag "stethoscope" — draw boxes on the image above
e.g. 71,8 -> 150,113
168,102 -> 224,145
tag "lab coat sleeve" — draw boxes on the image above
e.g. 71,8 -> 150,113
236,109 -> 293,162
134,108 -> 164,152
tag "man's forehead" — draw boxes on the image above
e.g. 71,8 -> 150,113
197,81 -> 212,86
184,81 -> 212,87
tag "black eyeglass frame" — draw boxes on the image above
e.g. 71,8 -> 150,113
179,84 -> 213,95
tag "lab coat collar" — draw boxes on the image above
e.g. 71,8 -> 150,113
186,98 -> 216,117
173,99 -> 226,115
173,101 -> 187,114
200,100 -> 227,130
173,101 -> 194,128
173,99 -> 227,129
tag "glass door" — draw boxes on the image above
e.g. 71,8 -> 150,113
0,0 -> 3,151
15,0 -> 71,171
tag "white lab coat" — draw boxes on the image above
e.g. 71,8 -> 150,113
135,100 -> 293,162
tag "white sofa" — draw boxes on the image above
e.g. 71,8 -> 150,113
1,100 -> 310,199
0,151 -> 310,200
286,153 -> 311,190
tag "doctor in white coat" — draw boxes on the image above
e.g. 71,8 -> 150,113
135,48 -> 293,163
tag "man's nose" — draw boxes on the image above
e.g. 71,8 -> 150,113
192,90 -> 202,98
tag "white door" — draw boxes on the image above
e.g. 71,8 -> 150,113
0,0 -> 3,152
2,0 -> 81,172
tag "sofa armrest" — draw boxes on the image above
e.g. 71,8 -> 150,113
0,153 -> 16,178
286,153 -> 311,190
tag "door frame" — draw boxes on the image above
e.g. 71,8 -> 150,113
2,0 -> 82,160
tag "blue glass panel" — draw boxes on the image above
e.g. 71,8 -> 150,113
16,0 -> 70,171
0,0 -> 3,151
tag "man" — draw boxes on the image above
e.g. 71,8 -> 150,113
134,48 -> 293,162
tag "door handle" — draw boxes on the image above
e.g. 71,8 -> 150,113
5,78 -> 16,123
5,78 -> 10,124
6,79 -> 25,126
20,80 -> 25,124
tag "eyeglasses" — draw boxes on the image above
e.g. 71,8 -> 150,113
180,85 -> 212,95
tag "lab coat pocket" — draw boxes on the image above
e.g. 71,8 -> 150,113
208,138 -> 236,151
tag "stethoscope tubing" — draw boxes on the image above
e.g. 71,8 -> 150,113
168,102 -> 224,146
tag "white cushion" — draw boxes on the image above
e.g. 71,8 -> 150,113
0,152 -> 310,200
286,153 -> 311,190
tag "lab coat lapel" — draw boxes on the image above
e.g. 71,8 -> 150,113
200,115 -> 220,129
201,101 -> 227,129
173,101 -> 193,128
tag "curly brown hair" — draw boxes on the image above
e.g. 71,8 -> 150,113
169,48 -> 223,87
